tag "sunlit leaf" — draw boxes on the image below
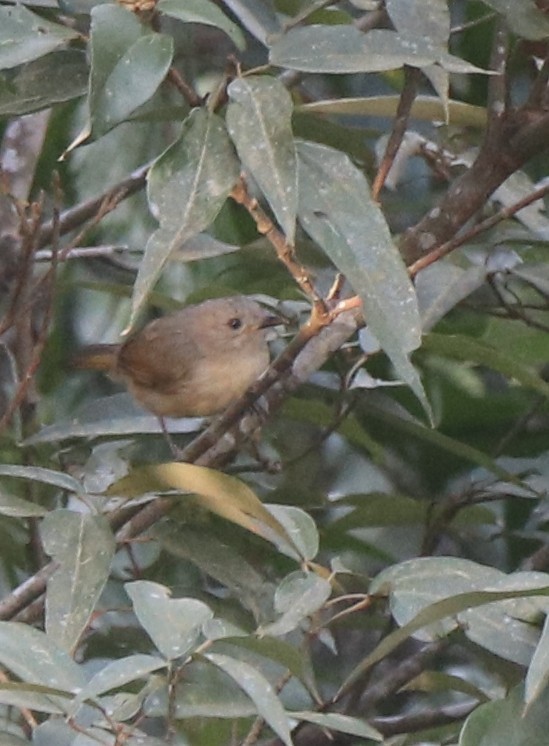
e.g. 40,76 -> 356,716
299,95 -> 487,128
151,462 -> 304,558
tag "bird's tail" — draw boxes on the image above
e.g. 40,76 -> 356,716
71,344 -> 119,372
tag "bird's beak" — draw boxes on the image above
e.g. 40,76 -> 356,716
260,313 -> 284,329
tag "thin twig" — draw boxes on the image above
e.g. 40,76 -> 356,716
372,66 -> 421,201
408,182 -> 549,276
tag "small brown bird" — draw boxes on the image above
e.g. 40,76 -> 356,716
73,296 -> 280,441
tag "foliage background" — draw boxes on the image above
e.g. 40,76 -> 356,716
2,0 -> 549,744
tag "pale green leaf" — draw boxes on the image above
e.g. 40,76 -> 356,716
260,571 -> 331,637
227,76 -> 297,242
157,0 -> 245,49
0,6 -> 78,70
126,580 -> 213,660
41,511 -> 115,653
204,652 -> 293,746
296,140 -> 428,413
131,109 -> 239,322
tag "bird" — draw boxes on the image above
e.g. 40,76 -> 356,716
73,295 -> 281,450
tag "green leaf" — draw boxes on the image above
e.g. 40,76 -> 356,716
130,109 -> 239,322
416,262 -> 487,331
386,0 -> 450,46
157,524 -> 270,616
70,654 -> 166,712
265,504 -> 319,561
157,0 -> 246,50
26,393 -> 200,443
338,573 -> 549,698
41,510 -> 115,653
222,0 -> 282,45
0,492 -> 47,518
269,26 -> 488,74
0,464 -> 82,493
203,652 -> 293,746
296,139 -> 428,413
227,76 -> 298,242
0,50 -> 87,117
126,580 -> 213,660
218,636 -> 321,702
88,5 -> 173,137
292,711 -> 383,741
483,0 -> 549,41
422,333 -> 549,399
260,571 -> 332,637
0,623 -> 85,695
526,615 -> 549,708
460,684 -> 549,746
0,681 -> 75,715
0,6 -> 78,70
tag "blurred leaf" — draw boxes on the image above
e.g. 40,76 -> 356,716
227,76 -> 297,242
423,333 -> 549,399
0,681 -> 75,715
483,0 -> 549,40
203,652 -> 293,746
88,5 -> 173,138
126,580 -> 213,660
131,109 -> 239,322
151,462 -> 304,558
361,394 -> 529,483
269,26 -> 488,74
292,711 -> 383,741
157,524 -> 271,617
387,0 -> 449,43
402,670 -> 489,702
222,0 -> 281,44
526,614 -> 549,708
0,492 -> 47,518
0,50 -> 87,116
460,684 -> 549,745
157,0 -> 246,50
416,262 -> 488,331
0,465 -> 81,493
26,393 -> 202,443
0,623 -> 85,696
299,95 -> 487,127
41,510 -> 115,653
296,140 -> 428,414
0,6 -> 78,70
260,571 -> 332,637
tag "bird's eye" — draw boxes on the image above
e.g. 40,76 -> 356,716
228,317 -> 242,330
